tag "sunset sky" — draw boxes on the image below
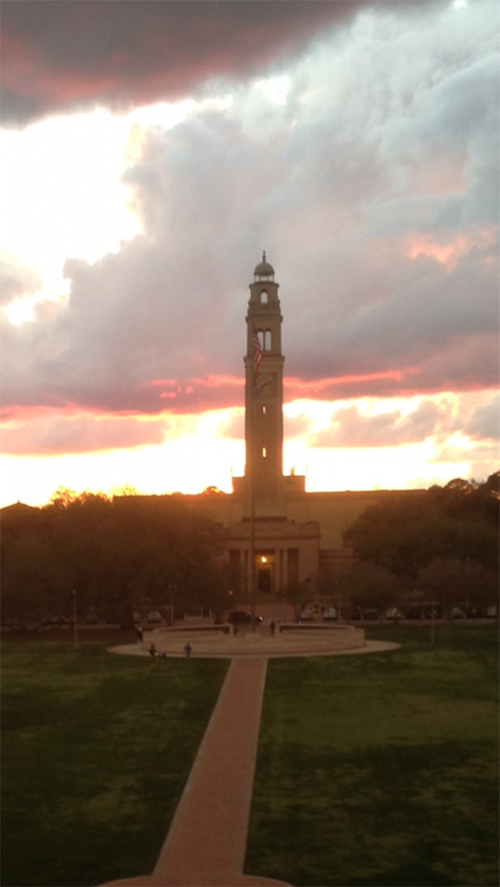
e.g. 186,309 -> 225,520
1,0 -> 498,508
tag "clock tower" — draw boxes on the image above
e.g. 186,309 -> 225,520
229,255 -> 320,598
244,253 -> 285,512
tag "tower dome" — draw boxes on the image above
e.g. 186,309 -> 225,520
253,251 -> 275,281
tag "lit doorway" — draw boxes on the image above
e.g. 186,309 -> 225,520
256,552 -> 275,594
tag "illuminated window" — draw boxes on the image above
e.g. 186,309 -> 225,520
262,447 -> 267,458
262,405 -> 266,415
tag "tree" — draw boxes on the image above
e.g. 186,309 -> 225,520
280,580 -> 312,618
343,561 -> 401,620
344,473 -> 499,581
417,557 -> 498,620
1,491 -> 233,628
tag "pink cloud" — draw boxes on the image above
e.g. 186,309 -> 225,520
310,399 -> 454,449
1,408 -> 169,455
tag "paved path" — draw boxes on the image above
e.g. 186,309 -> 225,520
101,636 -> 400,886
101,657 -> 291,887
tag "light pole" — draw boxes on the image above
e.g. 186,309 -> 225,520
72,589 -> 78,650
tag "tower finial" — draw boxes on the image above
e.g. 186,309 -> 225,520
263,250 -> 266,262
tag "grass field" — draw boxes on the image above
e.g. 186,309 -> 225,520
1,641 -> 228,887
245,624 -> 499,887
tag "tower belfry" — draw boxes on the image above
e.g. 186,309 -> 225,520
244,253 -> 284,512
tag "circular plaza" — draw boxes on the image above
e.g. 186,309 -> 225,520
109,622 -> 400,659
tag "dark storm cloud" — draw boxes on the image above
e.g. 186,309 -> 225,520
310,399 -> 453,449
1,0 -> 366,127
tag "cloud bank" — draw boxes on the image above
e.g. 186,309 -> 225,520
1,0 -> 366,127
1,0 -> 498,462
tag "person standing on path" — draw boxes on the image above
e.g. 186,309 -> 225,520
183,642 -> 192,659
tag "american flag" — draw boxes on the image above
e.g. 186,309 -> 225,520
253,326 -> 263,385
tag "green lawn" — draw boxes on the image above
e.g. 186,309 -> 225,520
1,641 -> 228,887
246,624 -> 499,887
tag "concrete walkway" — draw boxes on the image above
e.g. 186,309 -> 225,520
101,635 -> 400,886
101,657 -> 291,887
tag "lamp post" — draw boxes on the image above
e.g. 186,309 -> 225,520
72,589 -> 78,650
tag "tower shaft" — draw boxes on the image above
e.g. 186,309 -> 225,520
244,255 -> 285,513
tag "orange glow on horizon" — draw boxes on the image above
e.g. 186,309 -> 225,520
0,390 -> 496,510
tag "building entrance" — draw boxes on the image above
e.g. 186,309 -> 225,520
255,552 -> 275,594
257,567 -> 272,593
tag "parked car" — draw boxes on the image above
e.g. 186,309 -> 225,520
41,615 -> 70,627
422,605 -> 442,619
385,607 -> 403,620
299,608 -> 314,621
451,607 -> 465,619
486,605 -> 498,618
323,607 -> 338,621
147,610 -> 163,623
226,610 -> 264,625
363,609 -> 378,620
404,606 -> 422,619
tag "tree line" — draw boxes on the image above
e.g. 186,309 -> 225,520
1,489 -> 233,629
336,472 -> 499,619
2,473 -> 498,629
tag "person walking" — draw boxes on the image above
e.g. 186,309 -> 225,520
270,620 -> 276,636
149,642 -> 156,659
184,642 -> 192,659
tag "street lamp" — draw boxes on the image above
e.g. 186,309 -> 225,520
72,589 -> 78,650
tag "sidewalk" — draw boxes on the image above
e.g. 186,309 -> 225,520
101,637 -> 399,885
101,657 -> 291,887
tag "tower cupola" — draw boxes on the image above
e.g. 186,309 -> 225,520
253,251 -> 275,282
